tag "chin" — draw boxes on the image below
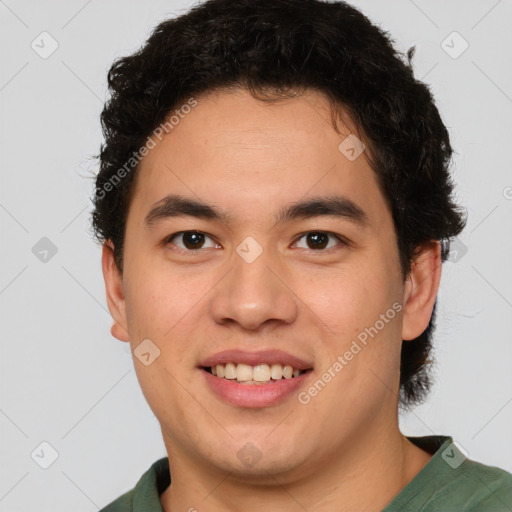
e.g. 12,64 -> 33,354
206,432 -> 310,478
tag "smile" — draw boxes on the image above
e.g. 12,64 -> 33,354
204,363 -> 308,384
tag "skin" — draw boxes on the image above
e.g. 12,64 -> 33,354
102,87 -> 441,511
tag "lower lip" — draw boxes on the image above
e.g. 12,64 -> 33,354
201,369 -> 312,408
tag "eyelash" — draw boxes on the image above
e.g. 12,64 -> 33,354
163,230 -> 348,254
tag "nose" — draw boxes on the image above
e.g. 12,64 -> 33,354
209,246 -> 298,332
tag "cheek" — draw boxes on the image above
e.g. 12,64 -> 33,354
123,269 -> 199,418
305,265 -> 392,338
123,259 -> 200,341
302,255 -> 403,380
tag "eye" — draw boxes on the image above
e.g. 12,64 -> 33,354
292,231 -> 346,251
165,231 -> 220,251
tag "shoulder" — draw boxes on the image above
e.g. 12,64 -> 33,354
99,457 -> 170,512
100,489 -> 133,512
456,457 -> 512,511
385,436 -> 512,511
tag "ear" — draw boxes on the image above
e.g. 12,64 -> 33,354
101,241 -> 130,342
402,240 -> 442,341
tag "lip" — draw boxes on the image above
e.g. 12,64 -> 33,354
199,349 -> 313,371
201,368 -> 313,408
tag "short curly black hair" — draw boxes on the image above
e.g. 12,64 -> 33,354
90,0 -> 466,409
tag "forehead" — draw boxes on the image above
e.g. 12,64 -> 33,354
129,87 -> 389,231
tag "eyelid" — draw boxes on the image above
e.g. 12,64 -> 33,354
291,231 -> 348,250
163,230 -> 349,253
164,230 -> 220,251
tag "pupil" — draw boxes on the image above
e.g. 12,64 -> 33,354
307,232 -> 328,250
184,232 -> 204,249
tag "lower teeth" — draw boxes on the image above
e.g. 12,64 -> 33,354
237,380 -> 278,385
219,376 -> 300,384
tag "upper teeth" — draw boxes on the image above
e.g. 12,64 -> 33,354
210,363 -> 304,382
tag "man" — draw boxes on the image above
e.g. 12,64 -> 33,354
92,0 -> 512,510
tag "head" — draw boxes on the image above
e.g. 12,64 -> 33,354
91,0 -> 466,478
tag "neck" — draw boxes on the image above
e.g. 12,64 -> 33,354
160,414 -> 432,512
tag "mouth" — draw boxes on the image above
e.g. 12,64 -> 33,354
199,349 -> 314,407
202,363 -> 311,384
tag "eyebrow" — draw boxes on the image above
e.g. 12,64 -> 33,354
144,193 -> 369,228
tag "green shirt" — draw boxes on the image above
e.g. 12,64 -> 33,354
100,435 -> 512,511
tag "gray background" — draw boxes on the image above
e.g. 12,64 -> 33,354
1,0 -> 511,510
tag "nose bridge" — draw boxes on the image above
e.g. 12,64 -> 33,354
210,241 -> 298,330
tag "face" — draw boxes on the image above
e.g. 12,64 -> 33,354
103,87 -> 429,481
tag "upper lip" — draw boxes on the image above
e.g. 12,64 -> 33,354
200,349 -> 313,370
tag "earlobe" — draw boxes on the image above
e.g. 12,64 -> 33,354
401,241 -> 442,341
101,241 -> 130,342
